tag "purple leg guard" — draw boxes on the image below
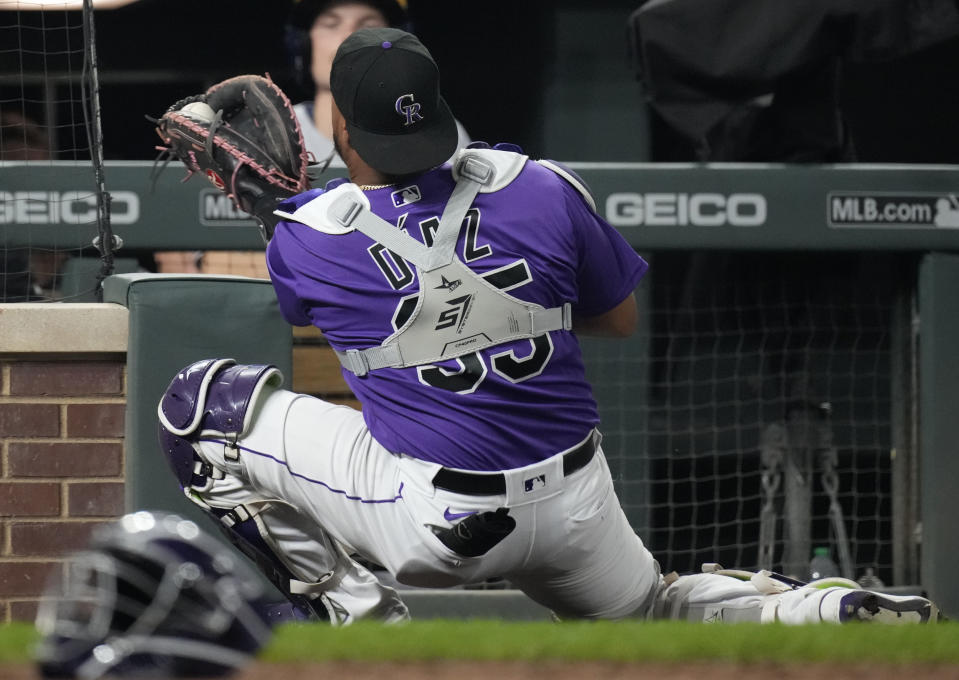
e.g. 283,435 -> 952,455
157,357 -> 283,488
207,507 -> 330,624
156,358 -> 330,623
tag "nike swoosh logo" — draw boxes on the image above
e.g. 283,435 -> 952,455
443,507 -> 476,522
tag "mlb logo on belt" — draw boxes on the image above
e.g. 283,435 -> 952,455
524,474 -> 546,492
392,185 -> 422,207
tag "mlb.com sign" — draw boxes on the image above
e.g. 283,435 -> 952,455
199,189 -> 256,225
605,192 -> 767,227
828,192 -> 959,228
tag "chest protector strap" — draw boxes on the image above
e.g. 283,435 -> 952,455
328,151 -> 572,377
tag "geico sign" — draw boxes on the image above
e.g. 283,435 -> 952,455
605,192 -> 767,227
0,191 -> 140,225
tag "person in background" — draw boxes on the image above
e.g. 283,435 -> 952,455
285,0 -> 470,168
0,110 -> 70,301
156,0 -> 470,277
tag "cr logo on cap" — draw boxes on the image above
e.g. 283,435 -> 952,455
395,94 -> 423,126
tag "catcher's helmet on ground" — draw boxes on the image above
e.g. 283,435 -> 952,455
34,510 -> 273,679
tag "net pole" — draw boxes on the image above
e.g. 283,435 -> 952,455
82,0 -> 115,301
891,282 -> 920,586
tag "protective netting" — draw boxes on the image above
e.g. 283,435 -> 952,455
1,1 -> 110,302
590,251 -> 915,588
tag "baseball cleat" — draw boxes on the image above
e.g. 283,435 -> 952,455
835,589 -> 940,623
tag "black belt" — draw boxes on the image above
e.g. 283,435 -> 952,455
431,433 -> 597,496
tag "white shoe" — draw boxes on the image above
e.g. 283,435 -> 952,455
774,581 -> 940,624
747,571 -> 940,624
826,588 -> 940,624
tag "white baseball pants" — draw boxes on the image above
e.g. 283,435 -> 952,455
191,386 -> 664,622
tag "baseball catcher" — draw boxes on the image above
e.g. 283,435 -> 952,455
153,74 -> 311,242
153,31 -> 940,627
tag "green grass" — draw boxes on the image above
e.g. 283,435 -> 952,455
4,620 -> 959,666
262,621 -> 959,663
0,623 -> 39,663
261,620 -> 959,664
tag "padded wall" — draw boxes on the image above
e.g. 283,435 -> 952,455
918,254 -> 959,619
103,273 -> 293,516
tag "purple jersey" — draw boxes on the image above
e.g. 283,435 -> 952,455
266,156 -> 648,470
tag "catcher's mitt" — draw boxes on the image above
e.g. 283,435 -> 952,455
154,74 -> 310,241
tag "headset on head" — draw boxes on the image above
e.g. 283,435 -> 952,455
284,0 -> 410,99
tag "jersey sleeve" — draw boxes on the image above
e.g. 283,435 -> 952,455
565,183 -> 649,317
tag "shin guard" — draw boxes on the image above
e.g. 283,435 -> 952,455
157,358 -> 334,622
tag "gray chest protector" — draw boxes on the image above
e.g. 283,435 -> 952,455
276,149 -> 579,377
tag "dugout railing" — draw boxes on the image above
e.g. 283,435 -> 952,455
3,161 -> 958,619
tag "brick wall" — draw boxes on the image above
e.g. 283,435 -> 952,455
0,302 -> 357,624
0,359 -> 126,623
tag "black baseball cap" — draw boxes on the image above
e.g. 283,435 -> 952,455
330,27 -> 458,176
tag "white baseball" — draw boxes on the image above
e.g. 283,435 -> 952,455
180,101 -> 217,123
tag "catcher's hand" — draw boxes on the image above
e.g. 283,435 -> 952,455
154,74 -> 310,242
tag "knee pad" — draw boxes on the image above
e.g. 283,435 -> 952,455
157,358 -> 283,488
